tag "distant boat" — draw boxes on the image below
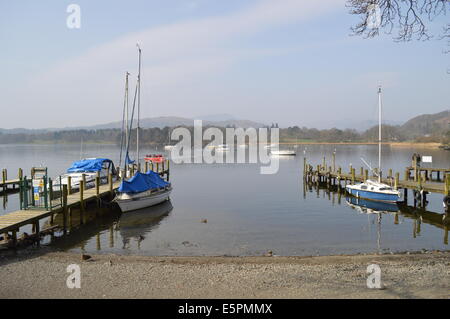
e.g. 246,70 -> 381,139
144,154 -> 165,163
164,129 -> 175,151
264,143 -> 277,150
215,144 -> 230,152
53,158 -> 116,191
345,86 -> 401,203
270,150 -> 296,156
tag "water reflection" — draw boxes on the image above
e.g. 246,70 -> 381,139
118,201 -> 173,250
305,181 -> 449,246
47,201 -> 172,252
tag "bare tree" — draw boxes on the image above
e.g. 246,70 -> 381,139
348,0 -> 449,41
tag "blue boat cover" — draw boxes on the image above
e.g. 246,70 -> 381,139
67,158 -> 112,173
125,152 -> 135,165
118,171 -> 170,193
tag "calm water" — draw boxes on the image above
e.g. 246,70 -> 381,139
0,143 -> 449,256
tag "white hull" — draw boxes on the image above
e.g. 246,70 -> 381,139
270,150 -> 296,156
116,188 -> 172,212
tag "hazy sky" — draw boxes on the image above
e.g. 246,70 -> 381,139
1,0 -> 449,129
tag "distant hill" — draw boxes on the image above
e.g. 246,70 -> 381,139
0,116 -> 266,134
399,110 -> 450,137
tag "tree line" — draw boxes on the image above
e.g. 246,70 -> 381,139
0,125 -> 448,145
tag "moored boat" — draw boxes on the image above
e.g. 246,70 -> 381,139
345,86 -> 401,203
144,154 -> 165,163
115,170 -> 172,212
52,158 -> 116,191
270,150 -> 296,156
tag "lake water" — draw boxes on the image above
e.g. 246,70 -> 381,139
0,143 -> 449,256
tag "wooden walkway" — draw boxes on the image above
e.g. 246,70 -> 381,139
0,180 -> 120,239
303,156 -> 450,198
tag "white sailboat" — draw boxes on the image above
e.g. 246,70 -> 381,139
346,86 -> 401,203
115,45 -> 172,213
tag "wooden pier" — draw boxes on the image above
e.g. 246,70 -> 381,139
0,160 -> 170,248
303,154 -> 450,207
0,168 -> 23,193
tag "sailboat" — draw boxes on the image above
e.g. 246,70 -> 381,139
115,45 -> 172,213
346,86 -> 401,203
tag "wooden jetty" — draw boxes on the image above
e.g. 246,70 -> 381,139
0,160 -> 170,247
0,168 -> 23,193
303,153 -> 450,207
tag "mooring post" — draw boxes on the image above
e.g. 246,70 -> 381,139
67,176 -> 72,195
81,173 -> 86,191
413,155 -> 418,182
62,184 -> 68,234
445,173 -> 450,196
2,169 -> 6,192
395,172 -> 399,190
364,169 -> 368,181
95,176 -> 100,208
351,168 -> 355,184
79,180 -> 85,224
108,173 -> 113,195
17,168 -> 23,190
349,164 -> 352,175
167,160 -> 170,181
418,172 -> 422,189
303,157 -> 307,175
145,161 -> 149,173
332,152 -> 335,172
405,168 -> 409,181
49,178 -> 54,224
322,157 -> 326,171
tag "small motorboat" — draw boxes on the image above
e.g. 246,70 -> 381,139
144,154 -> 165,163
270,150 -> 296,156
215,144 -> 230,152
115,170 -> 172,212
52,158 -> 116,191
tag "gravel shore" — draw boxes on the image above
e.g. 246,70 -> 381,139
0,251 -> 449,299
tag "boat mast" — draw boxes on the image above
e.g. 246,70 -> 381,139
124,72 -> 130,171
136,44 -> 141,171
378,86 -> 382,183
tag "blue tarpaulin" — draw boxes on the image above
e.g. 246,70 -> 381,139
118,171 -> 170,193
125,153 -> 135,165
67,158 -> 112,173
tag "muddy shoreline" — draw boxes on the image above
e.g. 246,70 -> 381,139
0,250 -> 448,299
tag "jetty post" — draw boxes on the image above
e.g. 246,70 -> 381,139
2,169 -> 6,192
67,176 -> 72,195
79,179 -> 85,224
62,184 -> 68,234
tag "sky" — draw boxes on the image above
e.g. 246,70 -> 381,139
0,0 -> 449,129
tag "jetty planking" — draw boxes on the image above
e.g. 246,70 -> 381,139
0,160 -> 170,247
